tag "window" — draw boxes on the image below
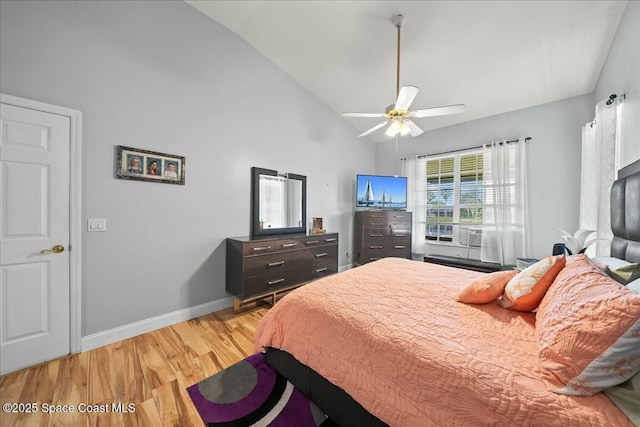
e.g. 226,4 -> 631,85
425,151 -> 484,246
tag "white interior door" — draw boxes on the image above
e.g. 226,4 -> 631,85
0,102 -> 71,375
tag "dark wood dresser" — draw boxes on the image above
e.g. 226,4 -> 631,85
226,233 -> 338,311
354,211 -> 411,265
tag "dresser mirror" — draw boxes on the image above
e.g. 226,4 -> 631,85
251,167 -> 306,237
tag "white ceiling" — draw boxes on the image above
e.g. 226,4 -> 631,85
185,1 -> 627,142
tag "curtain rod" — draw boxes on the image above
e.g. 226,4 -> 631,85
402,137 -> 532,160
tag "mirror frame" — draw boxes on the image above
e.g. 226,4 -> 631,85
251,167 -> 307,238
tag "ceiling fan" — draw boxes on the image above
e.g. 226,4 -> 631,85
342,15 -> 466,138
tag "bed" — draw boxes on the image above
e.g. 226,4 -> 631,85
254,161 -> 640,426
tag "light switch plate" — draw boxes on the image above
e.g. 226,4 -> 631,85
87,218 -> 107,232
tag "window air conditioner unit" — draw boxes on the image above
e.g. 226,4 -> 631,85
461,228 -> 482,247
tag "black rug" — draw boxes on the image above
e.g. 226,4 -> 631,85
187,353 -> 332,426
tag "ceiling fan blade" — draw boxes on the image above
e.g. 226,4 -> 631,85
342,112 -> 386,118
358,121 -> 389,137
404,120 -> 424,137
412,104 -> 466,118
394,85 -> 420,111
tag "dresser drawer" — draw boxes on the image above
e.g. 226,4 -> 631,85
274,238 -> 304,251
244,250 -> 312,278
360,211 -> 411,220
361,219 -> 411,230
297,233 -> 338,247
359,247 -> 410,263
243,267 -> 309,297
310,244 -> 338,269
311,263 -> 338,279
309,244 -> 337,261
242,239 -> 278,255
390,229 -> 410,239
386,212 -> 411,221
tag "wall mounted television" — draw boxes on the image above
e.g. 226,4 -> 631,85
356,174 -> 407,209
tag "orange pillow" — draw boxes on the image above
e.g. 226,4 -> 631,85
536,255 -> 640,395
500,255 -> 566,311
457,270 -> 518,304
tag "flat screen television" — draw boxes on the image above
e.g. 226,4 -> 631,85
356,174 -> 407,209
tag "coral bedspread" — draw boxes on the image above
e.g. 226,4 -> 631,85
254,258 -> 631,426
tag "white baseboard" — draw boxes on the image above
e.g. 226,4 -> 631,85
339,262 -> 353,272
81,296 -> 234,352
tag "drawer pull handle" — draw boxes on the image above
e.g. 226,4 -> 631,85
316,252 -> 328,258
325,238 -> 337,242
281,243 -> 297,248
394,234 -> 407,237
267,278 -> 285,286
370,233 -> 383,237
370,215 -> 383,218
306,240 -> 319,245
252,246 -> 271,252
370,223 -> 383,226
394,245 -> 407,249
267,261 -> 285,267
315,267 -> 328,273
370,245 -> 383,249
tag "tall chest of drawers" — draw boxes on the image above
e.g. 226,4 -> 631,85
354,211 -> 411,265
226,233 -> 338,311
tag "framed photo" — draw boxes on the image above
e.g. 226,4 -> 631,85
116,146 -> 185,185
312,217 -> 324,235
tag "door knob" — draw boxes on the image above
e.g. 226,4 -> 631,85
40,245 -> 65,254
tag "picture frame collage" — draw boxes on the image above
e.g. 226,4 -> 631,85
116,145 -> 185,185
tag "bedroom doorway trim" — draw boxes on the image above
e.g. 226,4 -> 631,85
0,93 -> 83,356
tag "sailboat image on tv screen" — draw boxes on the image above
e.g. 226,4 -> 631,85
357,175 -> 407,208
359,179 -> 376,205
358,179 -> 399,207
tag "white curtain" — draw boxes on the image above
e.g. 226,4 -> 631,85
580,98 -> 622,256
481,139 -> 530,265
402,156 -> 427,259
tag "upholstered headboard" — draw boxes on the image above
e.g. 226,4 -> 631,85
610,159 -> 640,263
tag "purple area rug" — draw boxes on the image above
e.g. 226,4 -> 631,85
187,353 -> 329,426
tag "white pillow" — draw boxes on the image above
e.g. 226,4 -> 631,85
627,278 -> 640,294
592,256 -> 632,270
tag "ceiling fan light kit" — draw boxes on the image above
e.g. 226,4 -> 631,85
343,14 -> 466,139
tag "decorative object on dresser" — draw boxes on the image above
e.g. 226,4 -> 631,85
226,233 -> 338,312
312,217 -> 323,235
354,211 -> 411,265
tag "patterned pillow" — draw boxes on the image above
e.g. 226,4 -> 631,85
456,270 -> 518,304
536,255 -> 640,395
500,255 -> 566,311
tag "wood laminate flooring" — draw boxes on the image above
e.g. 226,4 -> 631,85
0,307 -> 269,426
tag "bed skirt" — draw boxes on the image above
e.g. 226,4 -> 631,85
264,347 -> 387,427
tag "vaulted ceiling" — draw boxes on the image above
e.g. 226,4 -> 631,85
185,1 -> 628,142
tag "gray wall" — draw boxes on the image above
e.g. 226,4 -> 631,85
0,0 -> 373,336
594,0 -> 639,167
375,94 -> 593,260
